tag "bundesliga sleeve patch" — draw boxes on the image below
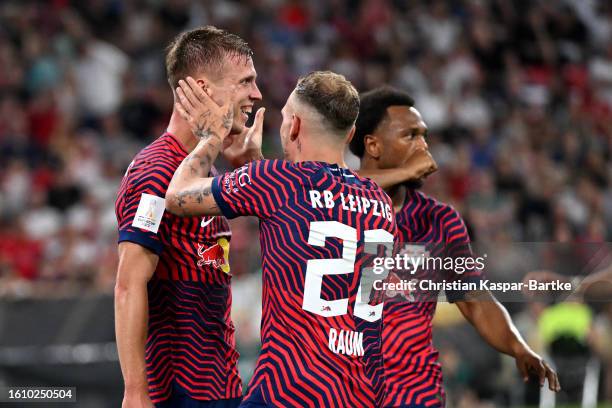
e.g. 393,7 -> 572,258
132,193 -> 165,233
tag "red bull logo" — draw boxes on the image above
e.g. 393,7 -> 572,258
386,272 -> 416,301
197,243 -> 226,269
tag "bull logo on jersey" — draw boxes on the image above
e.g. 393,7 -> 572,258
386,272 -> 417,302
197,237 -> 230,273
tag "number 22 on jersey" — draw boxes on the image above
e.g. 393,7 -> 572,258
302,221 -> 394,322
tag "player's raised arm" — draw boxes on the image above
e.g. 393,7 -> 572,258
166,77 -> 235,216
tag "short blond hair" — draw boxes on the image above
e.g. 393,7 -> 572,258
295,71 -> 359,133
165,26 -> 253,89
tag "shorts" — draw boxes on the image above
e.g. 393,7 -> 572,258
156,395 -> 242,408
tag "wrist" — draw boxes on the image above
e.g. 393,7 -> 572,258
195,135 -> 223,155
124,383 -> 149,395
247,149 -> 264,162
510,339 -> 531,358
402,165 -> 420,181
195,132 -> 224,145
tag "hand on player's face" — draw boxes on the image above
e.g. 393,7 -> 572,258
175,76 -> 236,142
222,107 -> 266,168
402,147 -> 438,180
381,106 -> 434,180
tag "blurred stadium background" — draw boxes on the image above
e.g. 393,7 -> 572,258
0,0 -> 611,407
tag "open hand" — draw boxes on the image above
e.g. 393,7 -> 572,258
175,76 -> 235,142
223,107 -> 265,167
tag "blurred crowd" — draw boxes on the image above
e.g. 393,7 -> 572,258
0,0 -> 611,405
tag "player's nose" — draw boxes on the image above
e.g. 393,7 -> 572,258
415,135 -> 428,150
250,82 -> 262,101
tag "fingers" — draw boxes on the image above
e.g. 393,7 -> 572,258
176,87 -> 195,114
535,361 -> 547,387
530,359 -> 561,392
517,354 -> 561,392
253,107 -> 265,133
186,76 -> 211,104
246,107 -> 265,147
516,358 -> 529,383
176,77 -> 223,111
174,101 -> 190,122
177,79 -> 200,109
185,76 -> 233,110
544,363 -> 561,392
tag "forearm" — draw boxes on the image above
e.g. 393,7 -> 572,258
458,293 -> 530,357
166,136 -> 223,216
356,167 -> 417,190
178,135 -> 223,182
114,282 -> 150,392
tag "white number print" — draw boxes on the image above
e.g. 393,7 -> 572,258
302,221 -> 394,322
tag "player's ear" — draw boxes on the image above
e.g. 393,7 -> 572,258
364,134 -> 381,159
289,114 -> 301,141
195,77 -> 211,96
345,125 -> 356,145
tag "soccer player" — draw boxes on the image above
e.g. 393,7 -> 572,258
115,27 -> 263,408
165,71 -> 396,407
351,86 -> 561,407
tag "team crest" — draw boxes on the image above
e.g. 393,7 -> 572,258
197,237 -> 230,274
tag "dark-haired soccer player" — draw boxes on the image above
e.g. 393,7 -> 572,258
166,71 -> 395,407
351,86 -> 561,408
115,26 -> 263,408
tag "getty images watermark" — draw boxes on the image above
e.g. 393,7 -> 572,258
362,242 -> 612,303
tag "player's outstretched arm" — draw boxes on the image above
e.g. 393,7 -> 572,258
115,242 -> 158,408
356,147 -> 437,189
166,77 -> 233,217
455,290 -> 561,392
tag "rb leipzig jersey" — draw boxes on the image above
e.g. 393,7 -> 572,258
115,133 -> 241,403
383,189 -> 482,408
211,160 -> 397,408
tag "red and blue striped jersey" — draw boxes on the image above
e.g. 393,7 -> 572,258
382,189 -> 481,408
211,160 -> 397,408
115,133 -> 241,403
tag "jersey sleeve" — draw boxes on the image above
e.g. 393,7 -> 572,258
441,208 -> 483,302
211,159 -> 296,219
116,168 -> 171,255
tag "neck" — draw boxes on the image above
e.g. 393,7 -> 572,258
296,140 -> 347,167
296,132 -> 348,168
388,184 -> 407,212
166,110 -> 199,152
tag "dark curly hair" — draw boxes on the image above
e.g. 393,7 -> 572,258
350,86 -> 414,157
